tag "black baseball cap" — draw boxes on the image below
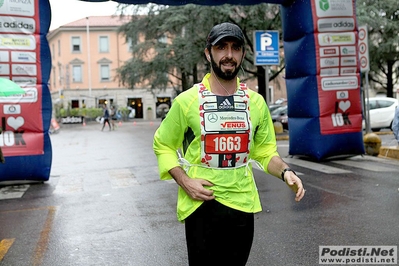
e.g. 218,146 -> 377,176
207,22 -> 245,47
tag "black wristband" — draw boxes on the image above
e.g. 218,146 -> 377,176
281,168 -> 296,182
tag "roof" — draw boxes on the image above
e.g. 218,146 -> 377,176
47,15 -> 131,38
61,15 -> 131,28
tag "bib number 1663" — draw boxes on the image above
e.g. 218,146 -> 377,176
204,133 -> 248,154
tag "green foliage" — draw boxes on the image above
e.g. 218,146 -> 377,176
118,107 -> 131,121
119,106 -> 130,116
57,107 -> 103,120
85,108 -> 103,119
117,4 -> 283,97
69,108 -> 80,116
59,108 -> 66,117
356,1 -> 399,96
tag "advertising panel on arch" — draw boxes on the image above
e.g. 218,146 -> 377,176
282,0 -> 364,160
0,0 -> 52,181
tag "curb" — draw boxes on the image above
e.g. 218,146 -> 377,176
275,134 -> 289,141
275,132 -> 399,161
379,146 -> 399,160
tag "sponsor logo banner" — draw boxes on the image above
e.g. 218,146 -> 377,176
0,16 -> 35,33
318,17 -> 355,32
318,32 -> 356,46
316,0 -> 354,17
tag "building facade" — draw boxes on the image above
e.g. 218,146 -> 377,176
47,16 -> 173,120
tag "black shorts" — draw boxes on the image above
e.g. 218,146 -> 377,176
185,200 -> 254,266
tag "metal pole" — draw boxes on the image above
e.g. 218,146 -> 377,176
365,70 -> 371,133
265,66 -> 270,104
86,17 -> 92,106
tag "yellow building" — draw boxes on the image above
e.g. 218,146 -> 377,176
47,15 -> 173,120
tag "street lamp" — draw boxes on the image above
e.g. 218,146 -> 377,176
86,17 -> 92,105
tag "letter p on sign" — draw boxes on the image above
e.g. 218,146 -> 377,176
260,33 -> 272,51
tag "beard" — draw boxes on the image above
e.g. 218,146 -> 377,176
210,56 -> 241,81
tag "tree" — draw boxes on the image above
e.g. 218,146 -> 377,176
117,4 -> 284,98
356,0 -> 399,97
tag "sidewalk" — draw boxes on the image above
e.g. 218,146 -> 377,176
275,130 -> 399,161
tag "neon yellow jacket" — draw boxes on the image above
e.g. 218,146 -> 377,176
153,74 -> 279,222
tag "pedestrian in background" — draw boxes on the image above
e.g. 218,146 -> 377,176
101,104 -> 111,131
153,22 -> 305,266
110,106 -> 117,130
392,106 -> 399,145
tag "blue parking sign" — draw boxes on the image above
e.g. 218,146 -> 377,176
253,31 -> 280,65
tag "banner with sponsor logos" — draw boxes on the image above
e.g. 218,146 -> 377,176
282,0 -> 364,160
0,0 -> 52,181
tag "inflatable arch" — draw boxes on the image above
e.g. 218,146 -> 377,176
0,0 -> 52,182
0,0 -> 364,182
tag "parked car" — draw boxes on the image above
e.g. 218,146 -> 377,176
268,104 -> 283,113
271,105 -> 289,130
363,97 -> 398,132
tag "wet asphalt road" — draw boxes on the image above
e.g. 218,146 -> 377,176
0,120 -> 398,266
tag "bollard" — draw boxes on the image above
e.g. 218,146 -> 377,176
363,133 -> 381,156
273,121 -> 283,134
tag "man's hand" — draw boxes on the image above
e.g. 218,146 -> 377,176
180,178 -> 215,201
284,171 -> 305,202
169,167 -> 215,201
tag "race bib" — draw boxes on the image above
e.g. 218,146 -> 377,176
198,83 -> 252,168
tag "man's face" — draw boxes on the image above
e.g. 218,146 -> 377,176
209,38 -> 244,81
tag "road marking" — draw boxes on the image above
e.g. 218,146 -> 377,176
31,206 -> 57,266
0,238 -> 15,261
0,185 -> 30,200
305,183 -> 359,200
53,175 -> 83,194
109,169 -> 139,188
333,160 -> 399,172
0,206 -> 57,265
284,158 -> 352,174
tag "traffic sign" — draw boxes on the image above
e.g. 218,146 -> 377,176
358,25 -> 369,72
253,30 -> 280,65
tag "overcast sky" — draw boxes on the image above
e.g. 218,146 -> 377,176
49,0 -> 121,30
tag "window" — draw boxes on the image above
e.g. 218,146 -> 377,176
71,37 -> 81,52
58,40 -> 61,56
52,66 -> 56,87
127,37 -> 136,52
98,98 -> 107,107
72,65 -> 82,82
71,99 -> 79,108
58,64 -> 63,85
99,36 -> 109,53
378,100 -> 395,108
100,65 -> 110,81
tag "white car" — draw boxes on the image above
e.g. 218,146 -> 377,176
364,97 -> 398,132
